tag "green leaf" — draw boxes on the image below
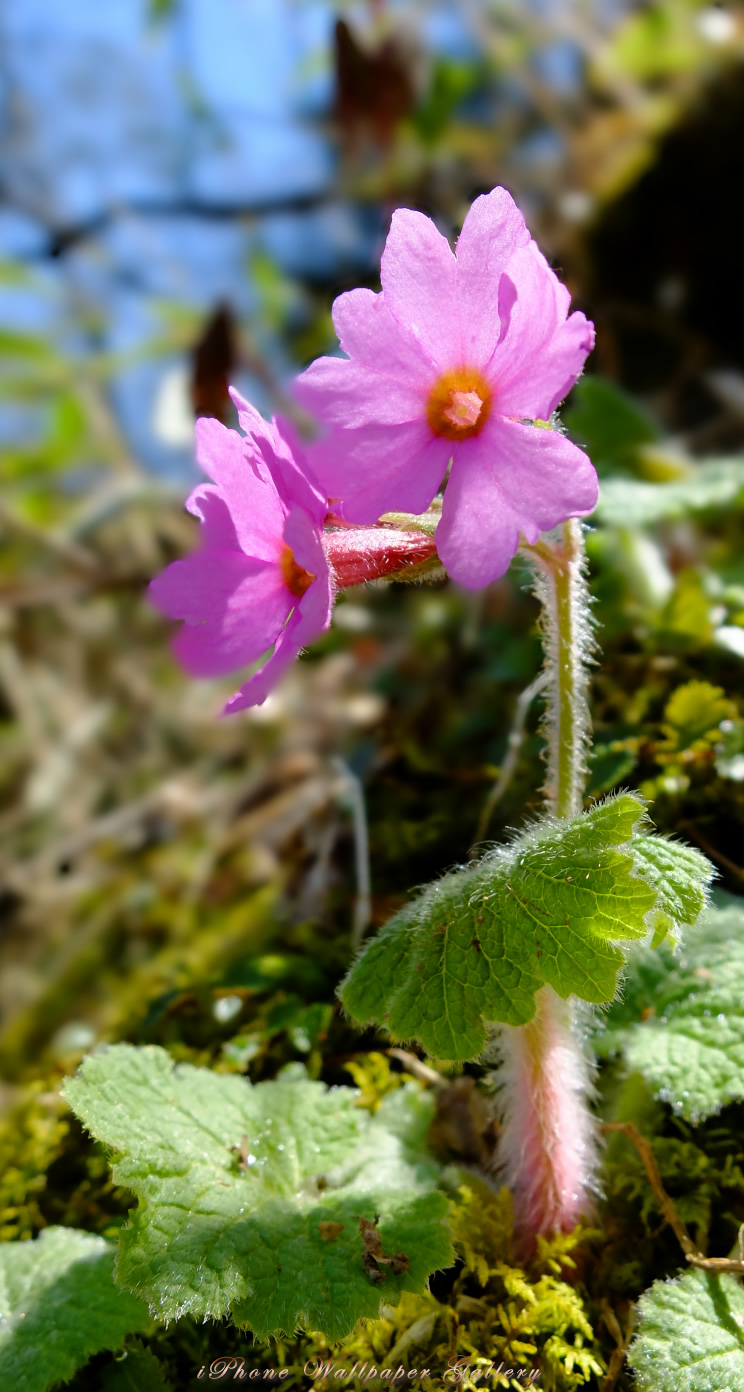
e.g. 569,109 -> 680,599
629,1269 -> 744,1391
658,570 -> 715,646
586,740 -> 639,795
660,681 -> 735,752
342,795 -> 709,1060
99,1342 -> 172,1392
62,1045 -> 452,1340
593,460 -> 744,528
564,376 -> 660,475
0,1228 -> 151,1392
629,835 -> 711,944
609,898 -> 744,1121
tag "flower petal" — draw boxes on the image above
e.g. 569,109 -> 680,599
194,416 -> 285,561
435,419 -> 598,588
262,415 -> 328,520
224,608 -> 305,713
380,209 -> 459,369
488,418 -> 599,534
307,422 -> 451,524
223,396 -> 327,523
150,551 -> 291,678
455,187 -> 531,366
435,443 -> 522,589
490,242 -> 594,418
184,484 -> 240,551
294,353 -> 425,428
228,387 -> 280,461
282,503 -> 335,645
332,287 -> 437,381
223,524 -> 333,715
283,504 -> 330,601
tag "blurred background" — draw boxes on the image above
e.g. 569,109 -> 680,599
2,0 -> 744,1119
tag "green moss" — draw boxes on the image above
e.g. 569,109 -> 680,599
0,1084 -> 68,1240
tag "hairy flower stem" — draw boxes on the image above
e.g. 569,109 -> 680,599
494,989 -> 597,1243
494,520 -> 597,1249
531,518 -> 592,820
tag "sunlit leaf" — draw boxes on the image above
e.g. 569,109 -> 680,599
342,795 -> 710,1058
629,1268 -> 744,1390
598,898 -> 744,1120
63,1045 -> 452,1340
0,1228 -> 150,1392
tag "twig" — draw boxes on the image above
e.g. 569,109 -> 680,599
603,1121 -> 744,1274
384,1048 -> 445,1087
599,1302 -> 634,1392
474,671 -> 549,843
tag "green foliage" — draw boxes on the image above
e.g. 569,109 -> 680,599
564,376 -> 660,476
0,1228 -> 150,1392
2,14 -> 744,1391
606,1129 -> 744,1243
660,680 -> 735,753
629,833 -> 711,944
602,0 -> 724,82
414,57 -> 484,144
446,1196 -> 604,1390
593,460 -> 744,528
62,1044 -> 452,1340
0,1087 -> 69,1240
341,795 -> 710,1060
600,897 -> 744,1120
658,569 -> 716,647
629,1268 -> 744,1390
291,1189 -> 604,1392
448,1180 -> 513,1286
342,1051 -> 411,1111
586,739 -> 639,795
99,1342 -> 172,1392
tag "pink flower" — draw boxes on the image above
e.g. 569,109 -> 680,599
295,187 -> 598,588
148,391 -> 333,713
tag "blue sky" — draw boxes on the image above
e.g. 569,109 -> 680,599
0,0 -> 475,473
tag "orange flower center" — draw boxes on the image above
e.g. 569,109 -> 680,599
280,544 -> 316,599
426,368 -> 492,442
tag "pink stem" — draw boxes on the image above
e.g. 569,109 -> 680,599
494,986 -> 597,1251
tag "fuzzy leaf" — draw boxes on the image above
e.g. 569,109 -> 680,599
608,897 -> 744,1121
0,1228 -> 151,1392
629,1269 -> 744,1390
341,795 -> 709,1060
629,834 -> 711,943
62,1045 -> 452,1340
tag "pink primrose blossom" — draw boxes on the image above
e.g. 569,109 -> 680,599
295,186 -> 598,588
148,390 -> 334,713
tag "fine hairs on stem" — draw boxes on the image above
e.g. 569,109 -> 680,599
490,520 -> 600,1248
528,518 -> 595,821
